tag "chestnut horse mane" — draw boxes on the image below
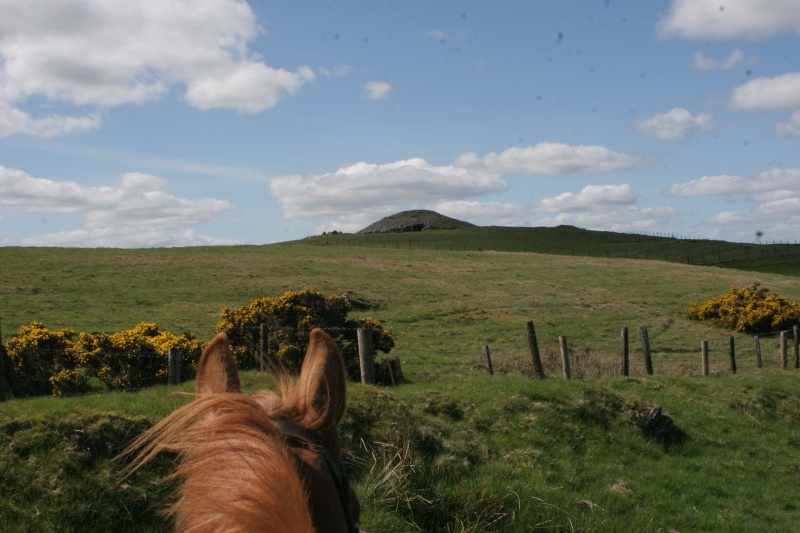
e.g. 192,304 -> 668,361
121,330 -> 353,533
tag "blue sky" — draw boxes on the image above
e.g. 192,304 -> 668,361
1,0 -> 799,247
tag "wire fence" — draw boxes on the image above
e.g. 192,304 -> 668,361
2,322 -> 798,401
393,327 -> 800,380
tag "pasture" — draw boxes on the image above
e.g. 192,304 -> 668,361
2,232 -> 800,531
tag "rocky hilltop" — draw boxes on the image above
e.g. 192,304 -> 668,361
358,210 -> 475,234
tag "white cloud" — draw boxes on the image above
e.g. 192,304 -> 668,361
665,174 -> 746,197
0,165 -> 235,247
635,108 -> 713,142
364,81 -> 392,100
707,197 -> 800,241
729,72 -> 800,111
520,183 -> 676,232
434,200 -> 526,226
776,110 -> 800,137
0,103 -> 102,138
273,157 -> 678,236
454,143 -> 649,176
273,148 -> 650,233
665,168 -> 800,200
314,210 -> 392,235
692,49 -> 744,71
665,169 -> 800,240
0,0 -> 313,136
534,184 -> 637,212
713,197 -> 800,222
657,0 -> 800,40
270,158 -> 505,219
532,206 -> 677,233
436,185 -> 673,233
22,227 -> 239,248
398,185 -> 665,233
185,64 -> 314,113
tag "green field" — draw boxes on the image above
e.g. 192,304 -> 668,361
306,226 -> 800,276
2,227 -> 800,531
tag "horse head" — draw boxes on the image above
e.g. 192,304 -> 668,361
124,328 -> 360,532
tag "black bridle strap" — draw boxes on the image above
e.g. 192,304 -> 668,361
276,420 -> 359,533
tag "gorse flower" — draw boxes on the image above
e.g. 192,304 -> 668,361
4,288 -> 393,396
6,322 -> 203,396
218,288 -> 393,377
6,322 -> 83,396
687,283 -> 800,334
79,324 -> 204,391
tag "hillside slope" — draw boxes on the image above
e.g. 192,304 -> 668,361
308,224 -> 800,277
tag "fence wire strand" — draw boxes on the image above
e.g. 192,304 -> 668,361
2,323 -> 798,400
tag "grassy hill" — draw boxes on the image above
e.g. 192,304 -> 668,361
306,225 -> 800,277
2,236 -> 800,531
358,209 -> 475,234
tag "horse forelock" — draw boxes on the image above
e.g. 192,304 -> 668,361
123,392 -> 316,532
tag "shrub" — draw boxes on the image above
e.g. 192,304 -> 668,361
49,368 -> 90,397
217,288 -> 394,377
79,323 -> 205,390
687,283 -> 800,334
5,322 -> 86,397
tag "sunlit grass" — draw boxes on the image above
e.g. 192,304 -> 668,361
2,236 -> 800,531
3,365 -> 800,531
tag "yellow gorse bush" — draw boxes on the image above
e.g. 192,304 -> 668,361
687,283 -> 800,334
6,322 -> 84,396
79,323 -> 204,390
218,288 -> 393,377
5,322 -> 204,396
4,288 -> 393,396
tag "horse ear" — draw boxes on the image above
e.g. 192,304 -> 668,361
195,333 -> 241,397
296,329 -> 347,430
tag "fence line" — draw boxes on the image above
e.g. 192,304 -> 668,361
2,320 -> 799,401
1,320 -> 796,339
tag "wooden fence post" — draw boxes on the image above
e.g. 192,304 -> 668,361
259,323 -> 267,371
525,321 -> 546,379
383,358 -> 404,385
357,328 -> 375,385
794,325 -> 799,369
729,336 -> 737,374
621,327 -> 629,376
168,348 -> 182,386
754,336 -> 763,368
639,327 -> 653,375
0,348 -> 6,401
701,340 -> 709,376
481,345 -> 494,376
781,331 -> 788,369
559,336 -> 571,379
0,320 -> 6,401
